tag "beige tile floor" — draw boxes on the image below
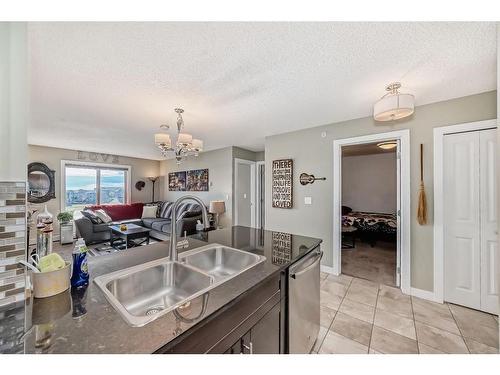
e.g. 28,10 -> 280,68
313,272 -> 499,354
341,241 -> 397,286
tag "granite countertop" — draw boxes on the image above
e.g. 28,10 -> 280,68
0,226 -> 322,354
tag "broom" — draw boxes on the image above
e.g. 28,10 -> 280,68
417,143 -> 428,225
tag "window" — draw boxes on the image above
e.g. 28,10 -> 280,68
63,162 -> 130,211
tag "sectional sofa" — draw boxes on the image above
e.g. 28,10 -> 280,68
74,201 -> 203,244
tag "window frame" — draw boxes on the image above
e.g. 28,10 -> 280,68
61,160 -> 132,211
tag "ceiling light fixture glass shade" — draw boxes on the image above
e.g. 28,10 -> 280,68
377,141 -> 398,150
154,126 -> 171,147
177,133 -> 193,145
373,82 -> 414,122
154,108 -> 204,164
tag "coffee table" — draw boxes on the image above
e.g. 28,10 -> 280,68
110,223 -> 151,250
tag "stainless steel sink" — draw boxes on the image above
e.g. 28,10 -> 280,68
179,244 -> 264,281
94,259 -> 214,326
94,244 -> 265,326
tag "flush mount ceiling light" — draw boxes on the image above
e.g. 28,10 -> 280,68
373,82 -> 414,122
154,108 -> 204,164
377,141 -> 398,150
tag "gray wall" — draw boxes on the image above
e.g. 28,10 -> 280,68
233,146 -> 264,162
265,91 -> 497,292
342,152 -> 397,213
160,147 -> 233,228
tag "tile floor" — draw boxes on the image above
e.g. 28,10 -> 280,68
341,241 -> 397,287
313,272 -> 499,354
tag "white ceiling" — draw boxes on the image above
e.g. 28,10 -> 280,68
28,22 -> 497,160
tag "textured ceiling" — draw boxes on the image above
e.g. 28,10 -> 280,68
28,22 -> 497,160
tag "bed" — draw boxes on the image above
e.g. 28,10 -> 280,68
342,208 -> 397,246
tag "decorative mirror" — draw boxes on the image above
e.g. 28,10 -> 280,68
27,162 -> 56,203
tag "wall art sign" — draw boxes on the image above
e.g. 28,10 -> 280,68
168,171 -> 187,191
186,169 -> 209,191
77,151 -> 120,164
272,159 -> 293,208
271,231 -> 292,265
169,169 -> 209,191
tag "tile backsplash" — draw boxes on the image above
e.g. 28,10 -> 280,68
0,182 -> 27,307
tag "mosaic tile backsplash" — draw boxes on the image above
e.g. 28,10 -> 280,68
0,182 -> 27,307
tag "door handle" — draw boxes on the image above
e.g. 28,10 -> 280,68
290,251 -> 323,279
242,341 -> 253,354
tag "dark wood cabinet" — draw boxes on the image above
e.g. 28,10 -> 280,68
157,272 -> 283,354
226,302 -> 281,354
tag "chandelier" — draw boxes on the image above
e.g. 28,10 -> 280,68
154,108 -> 204,164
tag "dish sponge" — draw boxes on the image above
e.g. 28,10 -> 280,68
38,253 -> 66,273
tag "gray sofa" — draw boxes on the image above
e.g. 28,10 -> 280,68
74,201 -> 203,245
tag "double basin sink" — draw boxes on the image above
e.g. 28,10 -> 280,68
94,244 -> 266,327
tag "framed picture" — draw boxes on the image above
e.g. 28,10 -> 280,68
168,171 -> 186,191
272,159 -> 293,208
186,169 -> 209,191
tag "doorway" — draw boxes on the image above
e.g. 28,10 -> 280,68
333,130 -> 411,294
434,119 -> 498,314
234,158 -> 256,227
340,141 -> 398,286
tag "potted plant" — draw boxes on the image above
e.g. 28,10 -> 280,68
57,211 -> 74,245
57,211 -> 73,224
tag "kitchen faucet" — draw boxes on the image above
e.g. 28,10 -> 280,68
169,195 -> 210,262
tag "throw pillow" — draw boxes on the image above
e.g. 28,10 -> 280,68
81,209 -> 103,224
159,201 -> 174,219
142,205 -> 158,219
145,201 -> 162,217
95,209 -> 113,223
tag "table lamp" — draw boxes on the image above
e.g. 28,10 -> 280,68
209,200 -> 226,229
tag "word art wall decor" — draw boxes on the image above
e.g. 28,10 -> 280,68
272,159 -> 293,209
77,151 -> 120,164
271,231 -> 292,265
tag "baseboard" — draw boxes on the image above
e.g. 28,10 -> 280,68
320,265 -> 337,275
411,287 -> 441,303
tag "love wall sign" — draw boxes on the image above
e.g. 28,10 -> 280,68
272,159 -> 293,209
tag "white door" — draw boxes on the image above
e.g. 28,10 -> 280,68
444,131 -> 481,309
479,129 -> 498,314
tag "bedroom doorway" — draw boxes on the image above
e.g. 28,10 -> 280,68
332,130 -> 410,294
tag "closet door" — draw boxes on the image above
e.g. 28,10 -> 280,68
479,129 -> 498,314
443,131 -> 481,310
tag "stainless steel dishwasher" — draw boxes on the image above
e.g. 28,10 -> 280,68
288,248 -> 323,353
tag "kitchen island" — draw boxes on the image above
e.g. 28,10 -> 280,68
0,226 -> 322,354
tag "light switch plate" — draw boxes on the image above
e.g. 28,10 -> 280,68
304,196 -> 312,205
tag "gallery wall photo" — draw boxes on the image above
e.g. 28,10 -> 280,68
168,169 -> 209,192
